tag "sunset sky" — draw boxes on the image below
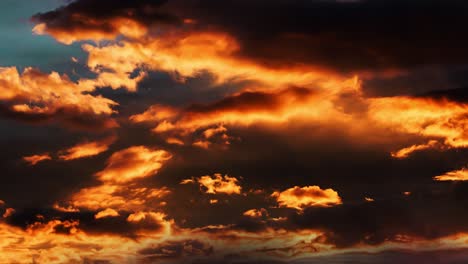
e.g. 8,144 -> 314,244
0,0 -> 467,263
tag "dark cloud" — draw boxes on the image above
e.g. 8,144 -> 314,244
32,0 -> 179,35
34,0 -> 468,72
139,239 -> 213,260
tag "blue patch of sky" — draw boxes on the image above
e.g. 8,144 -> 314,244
0,0 -> 84,71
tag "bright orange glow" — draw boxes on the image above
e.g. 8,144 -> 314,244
243,208 -> 268,218
96,146 -> 172,183
192,140 -> 211,149
130,104 -> 178,123
59,136 -> 116,161
181,173 -> 242,195
433,168 -> 468,181
33,18 -> 147,45
369,97 -> 468,150
272,186 -> 342,210
95,208 -> 120,219
391,140 -> 440,159
71,184 -> 171,211
82,31 -> 346,91
0,67 -> 117,116
23,153 -> 52,166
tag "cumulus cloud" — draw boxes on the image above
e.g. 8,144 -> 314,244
0,67 -> 119,129
181,173 -> 242,195
272,186 -> 342,210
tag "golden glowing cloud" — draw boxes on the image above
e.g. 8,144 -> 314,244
369,97 -> 468,150
59,136 -> 116,161
272,186 -> 342,210
182,173 -> 242,195
243,208 -> 268,218
391,140 -> 440,159
96,146 -> 172,183
95,208 -> 120,219
433,168 -> 468,182
71,184 -> 171,211
23,153 -> 52,166
81,31 -> 343,90
0,67 -> 117,116
33,18 -> 147,45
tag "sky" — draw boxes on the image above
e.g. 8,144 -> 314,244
0,0 -> 467,263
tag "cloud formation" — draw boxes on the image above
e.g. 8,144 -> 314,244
96,146 -> 172,183
0,0 -> 466,263
272,186 -> 343,210
58,136 -> 116,161
182,173 -> 242,195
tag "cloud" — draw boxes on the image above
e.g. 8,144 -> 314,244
369,97 -> 468,151
138,239 -> 214,260
58,136 -> 116,161
23,153 -> 52,166
32,0 -> 178,44
95,208 -> 120,219
272,186 -> 342,210
434,168 -> 468,182
243,208 -> 268,219
182,173 -> 242,195
71,182 -> 171,211
95,146 -> 172,183
59,146 -> 172,211
0,67 -> 119,130
391,140 -> 440,159
32,0 -> 468,73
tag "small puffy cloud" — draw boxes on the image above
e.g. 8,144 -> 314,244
96,146 -> 172,183
182,173 -> 242,195
23,153 -> 52,166
272,186 -> 342,210
59,136 -> 116,161
243,208 -> 268,219
433,168 -> 468,182
3,208 -> 15,218
94,208 -> 120,219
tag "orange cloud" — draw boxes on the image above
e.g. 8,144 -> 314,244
433,168 -> 468,182
95,208 -> 120,219
59,136 -> 116,161
243,208 -> 268,218
33,18 -> 147,45
23,153 -> 52,166
130,85 -> 357,147
369,97 -> 468,151
391,140 -> 440,159
181,173 -> 242,195
81,31 -> 343,90
272,186 -> 342,210
0,67 -> 117,116
70,184 -> 171,212
130,104 -> 178,123
95,146 -> 172,183
2,208 -> 15,218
